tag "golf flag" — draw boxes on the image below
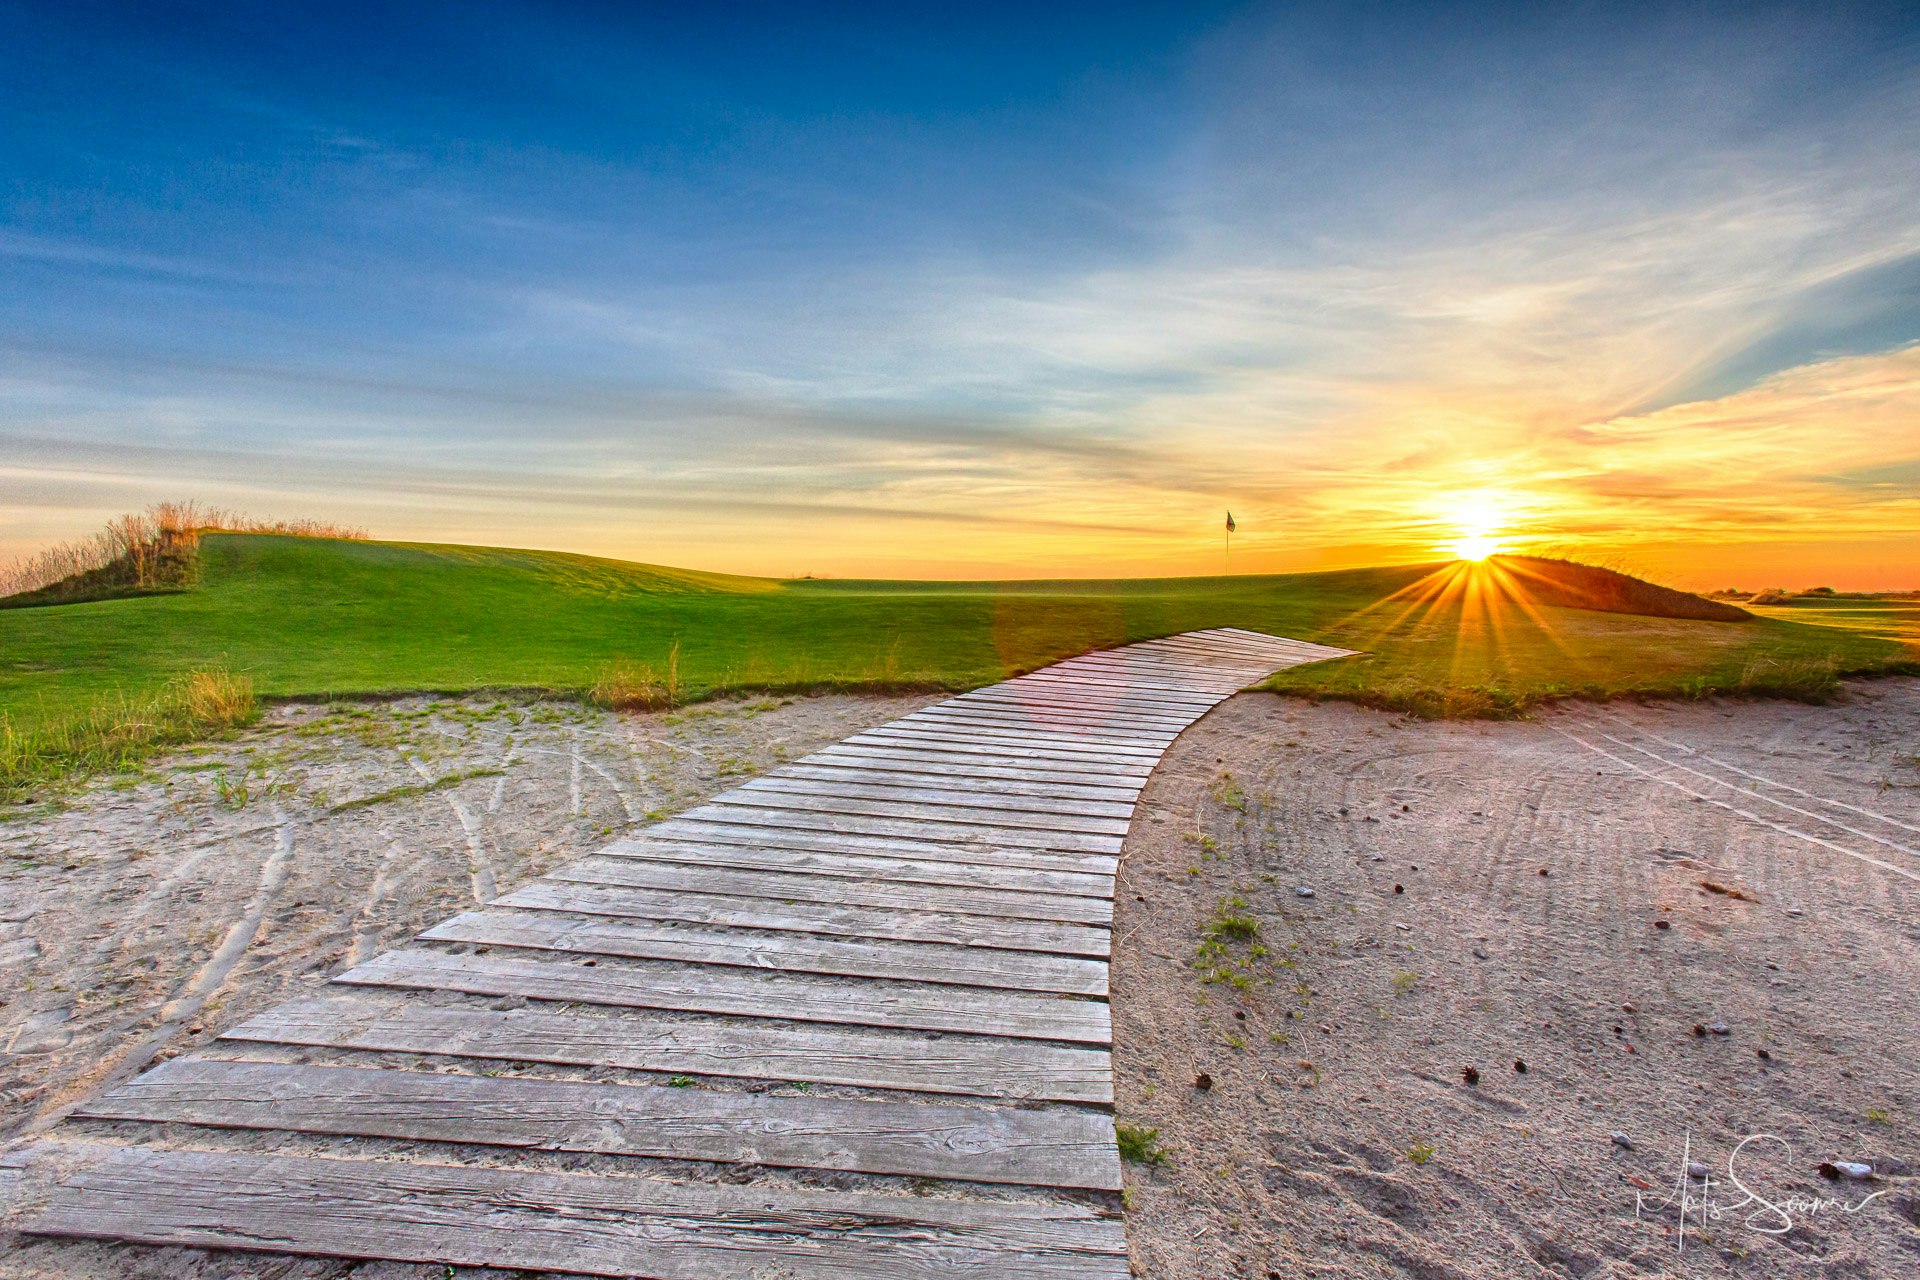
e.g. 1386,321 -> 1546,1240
1225,511 -> 1236,533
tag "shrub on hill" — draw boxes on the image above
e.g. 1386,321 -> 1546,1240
0,502 -> 365,607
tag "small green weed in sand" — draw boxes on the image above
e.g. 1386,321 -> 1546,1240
1406,1139 -> 1436,1166
1204,897 -> 1259,942
1197,895 -> 1265,989
1116,1123 -> 1169,1168
212,768 -> 252,810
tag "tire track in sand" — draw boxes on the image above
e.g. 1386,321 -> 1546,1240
18,808 -> 300,1134
1552,728 -> 1920,886
1598,711 -> 1920,838
1588,727 -> 1920,864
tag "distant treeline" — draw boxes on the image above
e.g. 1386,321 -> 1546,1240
0,501 -> 366,606
1713,586 -> 1920,604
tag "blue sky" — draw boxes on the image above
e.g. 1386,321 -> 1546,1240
5,1 -> 1919,584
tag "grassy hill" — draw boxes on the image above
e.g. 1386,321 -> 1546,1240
1,533 -> 1912,797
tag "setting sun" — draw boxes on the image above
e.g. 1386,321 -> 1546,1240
1452,534 -> 1502,562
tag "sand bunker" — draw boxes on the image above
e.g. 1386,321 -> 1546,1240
1115,679 -> 1919,1277
3,681 -> 1916,1277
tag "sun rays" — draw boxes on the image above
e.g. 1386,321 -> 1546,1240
1328,554 -> 1584,690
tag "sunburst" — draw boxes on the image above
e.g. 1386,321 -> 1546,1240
1450,533 -> 1502,562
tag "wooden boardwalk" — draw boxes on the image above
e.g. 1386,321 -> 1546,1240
11,628 -> 1352,1279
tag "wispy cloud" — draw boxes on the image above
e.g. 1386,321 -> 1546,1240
3,4 -> 1917,584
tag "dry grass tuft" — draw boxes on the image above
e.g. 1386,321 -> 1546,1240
180,669 -> 258,724
591,640 -> 687,712
0,668 -> 260,803
590,661 -> 669,711
1730,654 -> 1841,702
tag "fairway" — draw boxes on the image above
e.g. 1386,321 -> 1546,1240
1,534 -> 1911,738
1746,595 -> 1920,645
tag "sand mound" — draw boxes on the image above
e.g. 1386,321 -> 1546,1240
1495,555 -> 1752,621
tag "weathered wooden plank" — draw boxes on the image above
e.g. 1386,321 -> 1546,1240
901,707 -> 1181,744
669,802 -> 1126,855
865,719 -> 1168,755
1013,660 -> 1234,688
226,997 -> 1117,1102
22,1144 -> 1131,1280
961,686 -> 1220,717
1053,647 -> 1258,675
1002,681 -> 1222,707
1054,656 -> 1257,684
602,835 -> 1116,898
1045,649 -> 1238,672
952,681 -> 1206,713
1142,633 -> 1295,663
801,748 -> 1154,788
421,909 -> 1110,995
769,761 -> 1144,804
1052,644 -> 1254,670
79,1059 -> 1124,1190
338,950 -> 1113,1044
836,726 -> 1165,762
851,730 -> 1163,770
1204,626 -> 1349,656
1205,629 -> 1350,660
993,669 -> 1223,697
552,857 -> 1116,926
944,692 -> 1198,727
739,775 -> 1138,821
725,777 -> 1139,823
498,880 -> 1113,956
1000,668 -> 1230,697
644,816 -> 1121,875
1221,627 -> 1355,659
706,787 -> 1135,836
928,708 -> 1191,738
868,721 -> 1176,755
809,740 -> 1156,780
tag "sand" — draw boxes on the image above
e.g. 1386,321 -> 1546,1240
1114,680 -> 1920,1278
3,681 -> 1917,1277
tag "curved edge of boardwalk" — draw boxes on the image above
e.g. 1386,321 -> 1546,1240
8,627 -> 1355,1280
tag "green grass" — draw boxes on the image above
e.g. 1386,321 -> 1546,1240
1115,1123 -> 1169,1168
1262,586 -> 1916,718
1,669 -> 259,800
1745,595 -> 1920,646
0,534 -> 1912,797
